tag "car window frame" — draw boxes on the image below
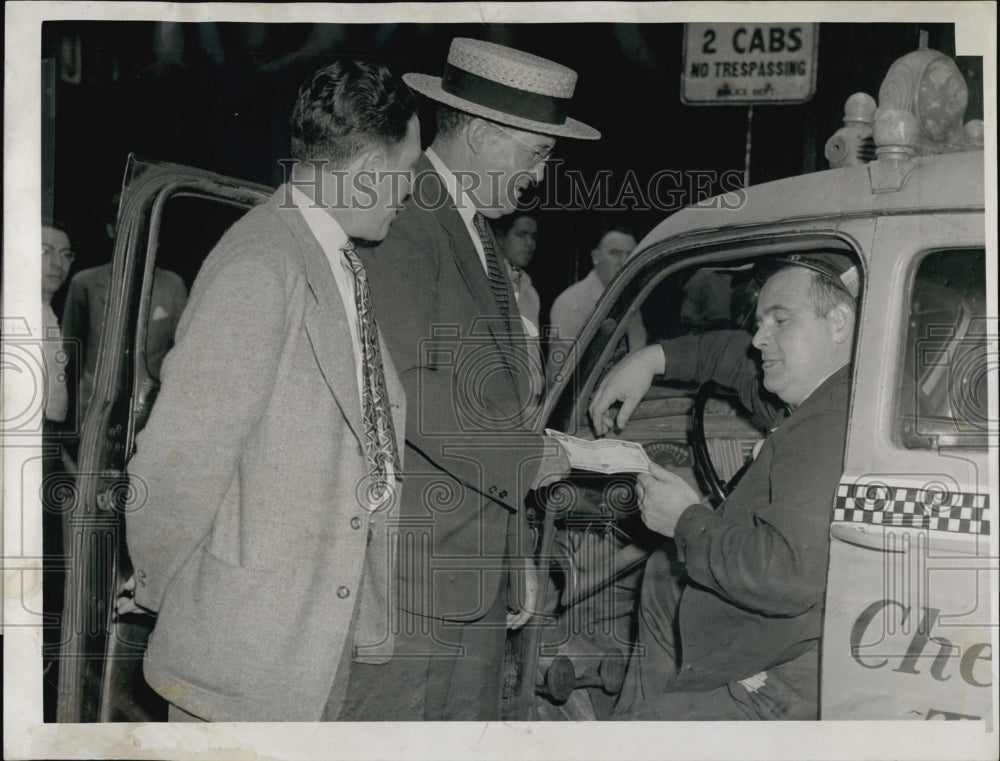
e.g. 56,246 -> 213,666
541,230 -> 867,439
894,246 -> 988,451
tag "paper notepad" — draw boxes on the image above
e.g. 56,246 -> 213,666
545,429 -> 651,474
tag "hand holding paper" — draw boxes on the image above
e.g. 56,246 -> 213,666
544,428 -> 651,474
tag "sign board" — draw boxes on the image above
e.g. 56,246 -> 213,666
682,23 -> 819,105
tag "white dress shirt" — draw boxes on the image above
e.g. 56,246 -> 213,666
424,148 -> 489,273
291,186 -> 399,495
291,186 -> 363,402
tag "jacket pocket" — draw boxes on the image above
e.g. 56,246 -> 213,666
147,549 -> 287,698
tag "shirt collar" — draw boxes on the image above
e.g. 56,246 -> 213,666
290,185 -> 350,253
425,147 -> 478,226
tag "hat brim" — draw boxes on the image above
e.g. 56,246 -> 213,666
404,72 -> 601,140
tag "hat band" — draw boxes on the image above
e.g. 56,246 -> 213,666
441,64 -> 570,126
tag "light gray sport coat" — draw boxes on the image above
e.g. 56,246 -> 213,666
126,186 -> 405,721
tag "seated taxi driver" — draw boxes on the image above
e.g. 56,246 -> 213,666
588,254 -> 859,720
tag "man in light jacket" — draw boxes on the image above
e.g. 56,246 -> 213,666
124,59 -> 421,721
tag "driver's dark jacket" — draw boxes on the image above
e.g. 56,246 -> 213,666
661,330 -> 850,690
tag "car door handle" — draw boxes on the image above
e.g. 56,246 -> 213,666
830,523 -> 906,552
830,522 -> 980,554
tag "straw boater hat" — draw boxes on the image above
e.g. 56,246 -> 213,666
404,38 -> 601,141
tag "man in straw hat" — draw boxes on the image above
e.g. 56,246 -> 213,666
343,37 -> 599,721
590,253 -> 859,719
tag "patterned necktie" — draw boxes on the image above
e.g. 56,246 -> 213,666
342,243 -> 401,502
472,212 -> 511,318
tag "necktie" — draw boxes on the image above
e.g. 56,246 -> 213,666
342,243 -> 401,503
472,212 -> 512,318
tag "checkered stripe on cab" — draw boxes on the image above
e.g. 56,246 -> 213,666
833,483 -> 990,535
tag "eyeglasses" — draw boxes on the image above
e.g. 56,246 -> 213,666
491,123 -> 554,168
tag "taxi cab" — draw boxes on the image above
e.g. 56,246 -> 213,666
56,46 -> 991,723
524,46 -> 991,722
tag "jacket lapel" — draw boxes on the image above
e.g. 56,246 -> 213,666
268,189 -> 367,448
415,158 -> 502,329
416,157 -> 530,407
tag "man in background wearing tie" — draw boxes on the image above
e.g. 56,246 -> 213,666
124,60 -> 421,721
343,37 -> 599,721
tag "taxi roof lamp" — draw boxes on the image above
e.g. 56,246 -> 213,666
825,45 -> 984,172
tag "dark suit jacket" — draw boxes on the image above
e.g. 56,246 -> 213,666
662,331 -> 849,690
63,263 -> 187,426
126,188 -> 406,720
360,154 -> 544,621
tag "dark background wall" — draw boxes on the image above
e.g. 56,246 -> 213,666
41,21 -> 982,323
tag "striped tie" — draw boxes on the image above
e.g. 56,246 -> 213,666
472,212 -> 512,318
343,242 -> 400,503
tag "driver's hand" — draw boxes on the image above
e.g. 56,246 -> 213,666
589,345 -> 666,436
637,463 -> 703,537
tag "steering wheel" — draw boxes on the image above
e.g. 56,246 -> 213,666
691,381 -> 751,505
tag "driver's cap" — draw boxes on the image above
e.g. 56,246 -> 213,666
757,252 -> 860,298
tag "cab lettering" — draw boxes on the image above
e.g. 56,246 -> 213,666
731,26 -> 803,54
850,599 -> 992,688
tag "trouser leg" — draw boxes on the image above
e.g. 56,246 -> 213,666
427,588 -> 508,720
612,543 -> 684,717
618,639 -> 820,720
338,588 -> 508,721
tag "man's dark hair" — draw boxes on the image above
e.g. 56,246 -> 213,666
493,211 -> 538,237
434,103 -> 476,140
289,60 -> 417,167
593,224 -> 636,249
43,216 -> 74,243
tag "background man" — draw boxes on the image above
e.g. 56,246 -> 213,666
548,225 -> 645,381
41,222 -> 74,428
62,193 -> 188,439
589,253 -> 859,720
550,225 -> 640,342
123,60 -> 420,721
494,212 -> 541,331
62,265 -> 186,435
40,220 -> 75,718
345,37 -> 599,721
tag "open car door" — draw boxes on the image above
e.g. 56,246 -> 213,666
56,156 -> 272,721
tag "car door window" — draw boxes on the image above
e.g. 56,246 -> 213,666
896,248 -> 987,449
